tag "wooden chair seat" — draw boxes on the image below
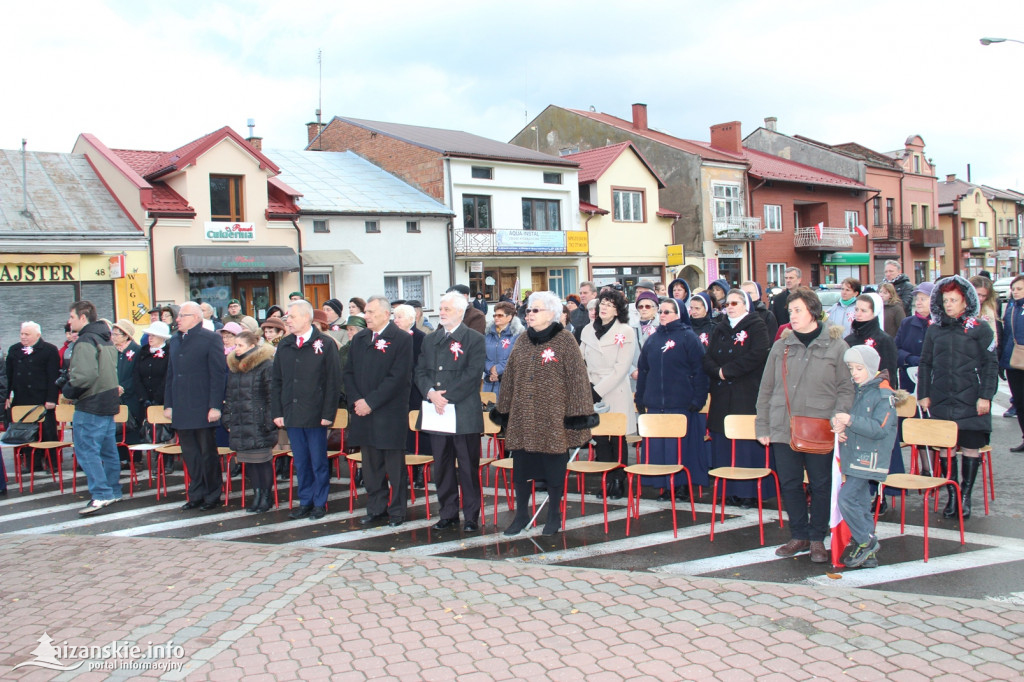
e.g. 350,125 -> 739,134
156,445 -> 183,455
27,440 -> 72,450
405,454 -> 434,466
624,463 -> 683,477
883,473 -> 946,490
625,435 -> 642,445
217,447 -> 234,456
490,458 -> 514,471
708,466 -> 773,481
346,451 -> 362,463
567,461 -> 622,474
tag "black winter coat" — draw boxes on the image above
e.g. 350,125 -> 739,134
164,326 -> 227,430
223,344 -> 278,452
133,343 -> 169,407
689,315 -> 716,348
918,275 -> 998,433
844,317 -> 898,384
343,322 -> 413,450
414,324 -> 486,434
117,341 -> 143,421
752,302 -> 779,341
272,326 -> 342,428
5,339 -> 60,406
701,313 -> 770,433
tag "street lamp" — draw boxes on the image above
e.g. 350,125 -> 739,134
980,37 -> 1024,46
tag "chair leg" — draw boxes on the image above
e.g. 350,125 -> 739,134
772,473 -> 784,528
756,482 -> 765,546
669,478 -> 678,539
709,479 -> 718,542
288,460 -> 294,509
601,472 -> 609,534
625,474 -> 633,536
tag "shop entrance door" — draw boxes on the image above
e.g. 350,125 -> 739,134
237,278 -> 274,320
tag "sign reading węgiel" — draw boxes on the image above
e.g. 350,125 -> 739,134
205,221 -> 255,242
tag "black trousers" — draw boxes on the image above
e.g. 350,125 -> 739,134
429,433 -> 481,523
362,446 -> 407,520
177,427 -> 222,505
773,442 -> 832,542
593,436 -> 625,485
1007,368 -> 1024,439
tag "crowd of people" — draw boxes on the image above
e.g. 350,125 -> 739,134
0,260 -> 1013,569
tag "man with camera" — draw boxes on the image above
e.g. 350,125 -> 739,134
64,301 -> 122,514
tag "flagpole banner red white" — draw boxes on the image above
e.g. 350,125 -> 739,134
814,222 -> 824,242
854,224 -> 869,237
829,431 -> 852,568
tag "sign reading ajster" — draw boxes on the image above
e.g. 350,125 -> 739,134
205,222 -> 255,242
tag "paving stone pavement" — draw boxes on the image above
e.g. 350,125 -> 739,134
0,534 -> 1022,681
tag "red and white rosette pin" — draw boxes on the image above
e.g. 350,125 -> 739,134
541,348 -> 558,364
661,339 -> 676,353
733,330 -> 748,346
450,341 -> 463,360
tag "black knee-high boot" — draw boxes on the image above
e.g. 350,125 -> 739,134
941,455 -> 960,519
504,475 -> 533,536
960,456 -> 981,520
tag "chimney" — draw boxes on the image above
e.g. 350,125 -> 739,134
306,122 -> 326,144
631,103 -> 648,131
946,173 -> 957,182
710,121 -> 743,155
246,137 -> 263,151
764,116 -> 778,132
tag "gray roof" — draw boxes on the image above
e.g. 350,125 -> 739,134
0,150 -> 139,234
328,116 -> 578,168
266,149 -> 453,216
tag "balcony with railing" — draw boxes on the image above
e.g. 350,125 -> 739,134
910,228 -> 944,248
999,234 -> 1020,248
713,217 -> 763,242
794,226 -> 853,251
868,222 -> 912,241
453,227 -> 589,257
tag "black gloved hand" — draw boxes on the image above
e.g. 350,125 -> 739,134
590,384 -> 602,403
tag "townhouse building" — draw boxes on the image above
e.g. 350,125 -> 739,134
940,175 -> 1024,278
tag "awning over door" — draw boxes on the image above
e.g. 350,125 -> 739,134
299,249 -> 363,266
175,246 -> 300,273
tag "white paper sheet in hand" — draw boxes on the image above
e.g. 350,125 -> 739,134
420,400 -> 457,433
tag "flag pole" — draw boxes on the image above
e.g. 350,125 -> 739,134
527,446 -> 583,528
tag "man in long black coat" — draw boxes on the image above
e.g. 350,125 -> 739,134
414,293 -> 486,532
164,302 -> 227,510
343,295 -> 413,526
271,300 -> 342,520
5,321 -> 60,471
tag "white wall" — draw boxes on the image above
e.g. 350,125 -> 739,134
449,159 -> 580,232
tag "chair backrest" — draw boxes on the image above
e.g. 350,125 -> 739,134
147,404 -> 171,425
902,418 -> 957,449
54,404 -> 75,424
896,394 -> 918,419
591,412 -> 627,437
483,414 -> 501,435
331,409 -> 348,429
11,405 -> 47,423
480,391 -> 497,407
700,396 -> 711,414
723,414 -> 769,468
113,404 -> 129,424
637,413 -> 687,466
408,410 -> 419,431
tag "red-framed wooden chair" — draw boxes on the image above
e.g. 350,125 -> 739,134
625,413 -> 694,538
562,412 -> 627,533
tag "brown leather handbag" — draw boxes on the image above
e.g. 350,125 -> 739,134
783,347 -> 835,454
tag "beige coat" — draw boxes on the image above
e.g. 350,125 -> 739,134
580,320 -> 637,435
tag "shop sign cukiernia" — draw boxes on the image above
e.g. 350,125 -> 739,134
205,222 -> 255,242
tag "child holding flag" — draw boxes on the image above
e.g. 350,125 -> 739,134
831,345 -> 907,568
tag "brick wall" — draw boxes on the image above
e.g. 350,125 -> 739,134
310,120 -> 446,201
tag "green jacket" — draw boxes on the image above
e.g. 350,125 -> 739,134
64,321 -> 120,416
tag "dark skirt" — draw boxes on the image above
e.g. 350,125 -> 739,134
708,430 -> 777,499
958,428 -> 990,450
638,407 -> 710,488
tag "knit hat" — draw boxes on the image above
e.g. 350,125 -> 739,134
261,317 -> 286,332
220,322 -> 243,335
344,315 -> 367,329
112,318 -> 136,338
844,345 -> 880,376
635,291 -> 659,309
324,298 -> 344,317
288,291 -> 304,299
913,282 -> 934,298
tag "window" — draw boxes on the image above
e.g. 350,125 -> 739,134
210,175 -> 244,221
921,205 -> 929,229
547,268 -> 578,300
558,147 -> 579,156
462,195 -> 491,230
406,221 -> 420,233
886,198 -> 895,226
522,198 -> 560,231
913,155 -> 922,174
979,221 -> 988,237
763,204 -> 782,231
873,197 -> 881,226
613,189 -> 644,222
543,172 -> 562,185
471,166 -> 493,180
365,220 -> 379,233
845,211 -> 859,230
910,205 -> 918,229
313,219 -> 329,233
713,184 -> 743,222
470,266 -> 518,301
766,263 -> 787,288
384,274 -> 429,302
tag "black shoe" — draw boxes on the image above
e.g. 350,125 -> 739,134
230,462 -> 242,478
607,479 -> 624,500
725,495 -> 742,506
164,460 -> 176,476
181,500 -> 202,510
433,518 -> 459,530
309,506 -> 326,520
675,487 -> 690,502
1011,442 -> 1024,453
657,490 -> 670,502
738,497 -> 756,509
542,513 -> 561,536
0,489 -> 7,496
255,490 -> 272,513
388,518 -> 404,527
246,489 -> 264,514
360,512 -> 387,526
199,501 -> 219,511
413,469 -> 425,489
290,504 -> 314,520
463,521 -> 479,532
876,496 -> 888,514
504,517 -> 529,536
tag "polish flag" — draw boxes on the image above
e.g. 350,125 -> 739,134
853,224 -> 869,237
814,222 -> 824,241
829,431 -> 853,568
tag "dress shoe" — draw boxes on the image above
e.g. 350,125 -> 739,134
230,462 -> 242,478
290,505 -> 314,520
309,506 -> 326,520
775,538 -> 811,557
657,490 -> 671,502
1005,406 -> 1018,418
463,521 -> 479,532
1010,441 -> 1024,453
738,497 -> 757,509
433,518 -> 459,530
809,541 -> 828,563
388,518 -> 404,527
360,512 -> 387,526
675,486 -> 690,502
199,501 -> 220,511
607,479 -> 624,500
504,517 -> 529,536
541,511 -> 562,536
181,500 -> 202,510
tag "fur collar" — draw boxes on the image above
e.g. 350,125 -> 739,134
227,343 -> 275,373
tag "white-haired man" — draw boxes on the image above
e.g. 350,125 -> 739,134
271,300 -> 342,520
414,292 -> 487,531
5,321 -> 61,472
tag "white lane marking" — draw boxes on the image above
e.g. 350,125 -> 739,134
0,484 -> 186,523
804,546 -> 1024,588
0,470 -> 141,507
8,502 -> 187,534
287,516 -> 439,547
652,545 -> 785,576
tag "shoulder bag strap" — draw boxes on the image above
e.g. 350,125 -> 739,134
782,346 -> 792,416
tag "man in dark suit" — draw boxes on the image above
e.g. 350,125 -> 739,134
164,301 -> 227,510
770,267 -> 802,327
414,293 -> 487,531
446,284 -> 486,334
271,300 -> 342,520
343,295 -> 414,526
5,321 -> 60,471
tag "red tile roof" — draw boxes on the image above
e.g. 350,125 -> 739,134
657,208 -> 681,218
579,201 -> 609,215
147,183 -> 194,215
566,109 -> 746,165
124,126 -> 281,180
564,142 -> 666,188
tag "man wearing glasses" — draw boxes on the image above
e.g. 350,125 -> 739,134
630,290 -> 660,388
164,301 -> 227,511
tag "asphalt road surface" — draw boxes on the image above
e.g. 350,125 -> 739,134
2,384 -> 1023,605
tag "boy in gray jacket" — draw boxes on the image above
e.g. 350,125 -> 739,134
832,345 -> 907,568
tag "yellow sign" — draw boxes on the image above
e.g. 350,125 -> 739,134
116,273 -> 151,328
667,244 -> 683,266
566,231 -> 589,253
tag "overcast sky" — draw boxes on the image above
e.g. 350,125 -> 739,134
4,0 -> 1023,190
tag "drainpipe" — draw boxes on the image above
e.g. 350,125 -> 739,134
291,218 -> 305,292
446,220 -> 456,288
583,211 -> 595,280
148,217 -> 159,303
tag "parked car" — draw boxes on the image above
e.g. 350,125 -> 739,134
816,284 -> 843,310
994,276 -> 1014,302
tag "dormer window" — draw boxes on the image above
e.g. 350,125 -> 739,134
210,175 -> 244,221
